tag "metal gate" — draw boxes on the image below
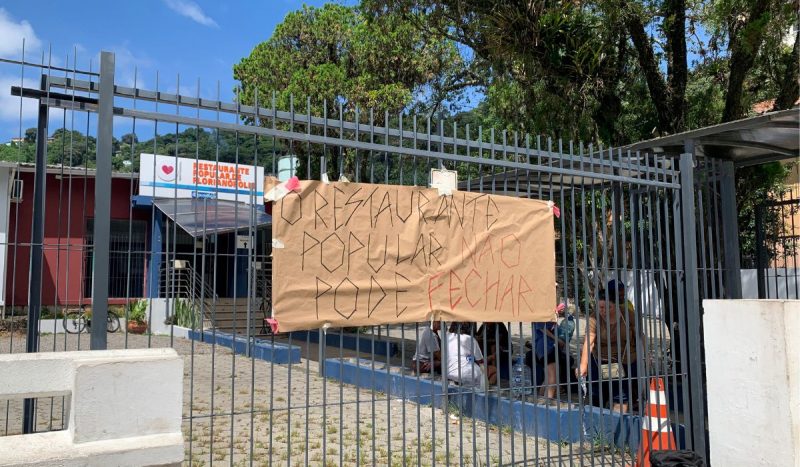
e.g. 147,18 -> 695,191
0,50 -> 711,465
754,189 -> 800,299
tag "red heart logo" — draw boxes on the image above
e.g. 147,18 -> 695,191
161,165 -> 174,175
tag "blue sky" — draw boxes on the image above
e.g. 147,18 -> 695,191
0,1 -> 352,141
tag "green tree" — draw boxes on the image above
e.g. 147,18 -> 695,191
365,0 -> 798,270
234,3 -> 468,116
366,0 -> 798,143
0,140 -> 34,163
233,3 -> 472,180
46,129 -> 96,167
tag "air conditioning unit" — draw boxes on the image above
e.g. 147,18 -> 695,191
10,179 -> 22,203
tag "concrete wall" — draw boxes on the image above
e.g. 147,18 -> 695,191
0,348 -> 184,467
704,299 -> 800,467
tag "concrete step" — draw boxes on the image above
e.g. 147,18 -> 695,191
195,298 -> 268,335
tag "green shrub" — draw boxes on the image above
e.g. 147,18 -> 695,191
173,298 -> 198,329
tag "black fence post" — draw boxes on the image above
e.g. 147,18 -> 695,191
22,74 -> 50,434
679,148 -> 708,461
720,161 -> 742,298
755,203 -> 768,299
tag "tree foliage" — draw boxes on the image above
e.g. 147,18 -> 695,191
233,3 -> 470,118
0,127 -> 285,174
364,0 -> 798,144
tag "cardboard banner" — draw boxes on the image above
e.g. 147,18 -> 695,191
271,181 -> 556,332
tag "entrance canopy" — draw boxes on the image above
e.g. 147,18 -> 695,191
623,108 -> 799,167
153,198 -> 271,237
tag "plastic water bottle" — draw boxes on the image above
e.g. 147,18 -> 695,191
557,314 -> 575,343
511,355 -> 532,396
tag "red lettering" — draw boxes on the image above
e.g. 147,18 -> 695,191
465,269 -> 482,307
448,270 -> 462,310
477,235 -> 495,266
427,272 -> 444,312
497,275 -> 515,315
518,276 -> 534,314
461,236 -> 478,268
485,271 -> 500,311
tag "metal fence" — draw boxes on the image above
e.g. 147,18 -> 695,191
0,49 -> 726,466
753,188 -> 800,299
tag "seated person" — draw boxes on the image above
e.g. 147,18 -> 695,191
477,322 -> 511,378
445,322 -> 496,387
412,320 -> 441,374
576,289 -> 644,413
527,321 -> 568,399
607,279 -> 635,314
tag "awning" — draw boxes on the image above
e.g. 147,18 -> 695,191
622,108 -> 799,167
153,198 -> 271,237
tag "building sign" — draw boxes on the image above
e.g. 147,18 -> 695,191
271,180 -> 557,332
139,153 -> 264,204
236,234 -> 253,250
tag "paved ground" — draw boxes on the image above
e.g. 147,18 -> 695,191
1,332 -> 635,466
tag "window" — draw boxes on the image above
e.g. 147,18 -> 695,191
84,219 -> 148,298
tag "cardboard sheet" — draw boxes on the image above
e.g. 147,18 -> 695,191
271,181 -> 556,331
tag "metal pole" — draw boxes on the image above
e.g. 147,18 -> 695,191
23,74 -> 50,434
719,161 -> 742,298
90,51 -> 115,350
679,148 -> 708,460
755,204 -> 768,299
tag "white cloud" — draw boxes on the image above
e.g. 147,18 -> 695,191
92,45 -> 154,88
0,75 -> 38,124
163,0 -> 218,28
0,8 -> 42,57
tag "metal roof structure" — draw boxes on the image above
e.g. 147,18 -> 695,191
623,108 -> 799,167
153,197 -> 271,237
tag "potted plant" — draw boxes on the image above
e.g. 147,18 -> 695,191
126,299 -> 148,334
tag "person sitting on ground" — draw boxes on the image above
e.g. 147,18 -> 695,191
445,322 -> 496,387
529,320 -> 569,400
412,320 -> 441,374
607,280 -> 635,314
576,289 -> 644,413
476,322 -> 511,378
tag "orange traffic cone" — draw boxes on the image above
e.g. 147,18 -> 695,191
635,377 -> 677,467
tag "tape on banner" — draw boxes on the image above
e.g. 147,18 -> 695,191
264,176 -> 301,202
321,173 -> 330,184
547,200 -> 561,218
265,318 -> 279,334
272,239 -> 285,249
339,175 -> 350,183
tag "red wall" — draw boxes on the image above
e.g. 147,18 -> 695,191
6,172 -> 149,306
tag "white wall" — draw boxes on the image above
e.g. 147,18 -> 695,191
0,348 -> 184,466
741,268 -> 800,299
704,299 -> 800,467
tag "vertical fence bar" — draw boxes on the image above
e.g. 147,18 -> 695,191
679,149 -> 708,460
22,74 -> 50,434
89,51 -> 115,350
755,203 -> 768,298
718,160 -> 740,297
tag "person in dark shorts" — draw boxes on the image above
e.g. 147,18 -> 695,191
576,289 -> 644,413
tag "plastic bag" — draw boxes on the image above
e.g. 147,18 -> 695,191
650,450 -> 705,467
